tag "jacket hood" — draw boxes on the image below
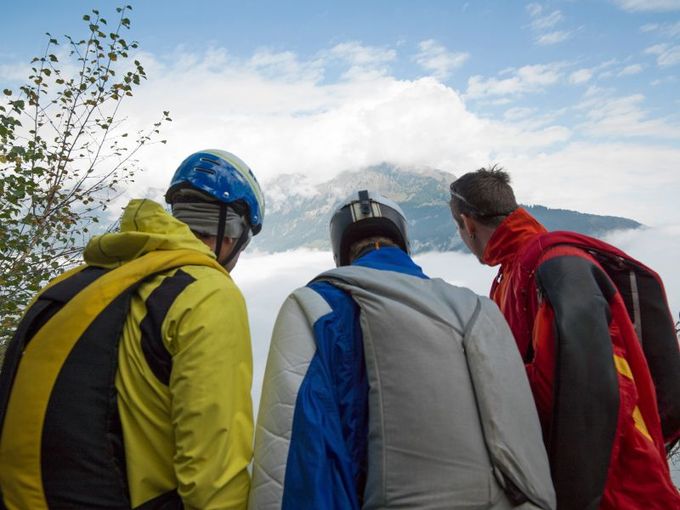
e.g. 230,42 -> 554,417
483,207 -> 547,267
84,199 -> 215,268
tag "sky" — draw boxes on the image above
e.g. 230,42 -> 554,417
2,0 -> 680,480
4,1 -> 677,310
2,0 -> 680,223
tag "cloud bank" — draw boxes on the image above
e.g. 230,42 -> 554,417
95,42 -> 680,227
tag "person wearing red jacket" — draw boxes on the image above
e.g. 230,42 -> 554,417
449,166 -> 680,510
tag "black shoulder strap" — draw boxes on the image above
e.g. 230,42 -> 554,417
140,269 -> 196,385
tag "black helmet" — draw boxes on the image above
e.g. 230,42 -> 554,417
330,190 -> 410,267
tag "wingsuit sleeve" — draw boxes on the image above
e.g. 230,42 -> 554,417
249,284 -> 368,510
165,275 -> 254,510
463,297 -> 556,510
534,254 -> 620,510
282,283 -> 368,510
249,288 -> 321,510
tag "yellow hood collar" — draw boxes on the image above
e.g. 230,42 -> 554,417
84,199 -> 215,268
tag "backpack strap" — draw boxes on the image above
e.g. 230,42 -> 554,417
140,269 -> 197,385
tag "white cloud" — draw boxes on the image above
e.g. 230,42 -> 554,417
530,10 -> 564,31
248,49 -> 325,82
640,21 -> 680,37
25,41 -> 670,230
576,90 -> 680,139
526,3 -> 543,18
536,30 -> 572,45
578,58 -> 620,81
526,3 -> 572,45
618,63 -> 644,75
329,41 -> 397,67
612,0 -> 680,12
502,141 -> 680,224
569,68 -> 593,84
414,39 -> 469,79
310,42 -> 397,81
651,76 -> 678,85
504,107 -> 537,120
0,62 -> 31,83
466,63 -> 564,98
0,45 -> 77,84
108,48 -> 579,212
489,97 -> 513,106
233,249 -> 334,412
645,43 -> 680,67
656,20 -> 680,37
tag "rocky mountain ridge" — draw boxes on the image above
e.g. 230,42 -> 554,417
252,164 -> 641,253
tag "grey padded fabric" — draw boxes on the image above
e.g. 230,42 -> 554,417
463,298 -> 556,510
248,287 -> 331,510
316,265 -> 555,510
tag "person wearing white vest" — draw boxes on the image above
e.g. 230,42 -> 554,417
249,190 -> 556,510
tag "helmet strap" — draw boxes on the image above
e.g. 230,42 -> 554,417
214,203 -> 227,261
222,227 -> 250,269
214,203 -> 251,268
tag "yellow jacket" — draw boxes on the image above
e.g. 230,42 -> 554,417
0,199 -> 253,509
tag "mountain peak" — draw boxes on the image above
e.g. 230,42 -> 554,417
266,163 -> 455,214
255,164 -> 640,254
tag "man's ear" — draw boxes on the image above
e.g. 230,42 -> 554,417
460,213 -> 477,238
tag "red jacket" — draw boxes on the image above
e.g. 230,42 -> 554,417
483,207 -> 679,510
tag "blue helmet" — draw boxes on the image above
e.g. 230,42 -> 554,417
165,149 -> 265,235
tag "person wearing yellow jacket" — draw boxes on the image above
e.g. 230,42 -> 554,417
0,149 -> 265,510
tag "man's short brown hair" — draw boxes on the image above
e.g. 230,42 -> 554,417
449,165 -> 518,227
348,236 -> 398,263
